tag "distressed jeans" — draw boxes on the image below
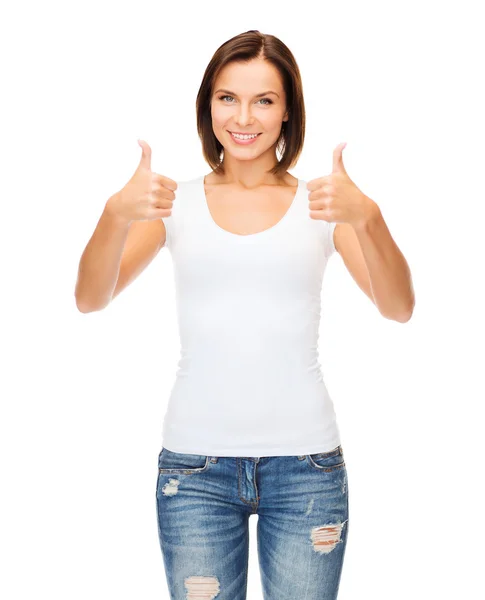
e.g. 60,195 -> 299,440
155,445 -> 349,600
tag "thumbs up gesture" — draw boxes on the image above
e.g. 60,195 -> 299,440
107,140 -> 178,224
307,142 -> 376,230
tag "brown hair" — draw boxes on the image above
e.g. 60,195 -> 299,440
196,30 -> 306,178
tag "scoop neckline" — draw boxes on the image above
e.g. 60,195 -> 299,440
200,175 -> 301,241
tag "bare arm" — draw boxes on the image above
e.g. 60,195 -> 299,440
74,196 -> 132,312
74,195 -> 167,313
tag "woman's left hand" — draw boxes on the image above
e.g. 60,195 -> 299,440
307,142 -> 377,229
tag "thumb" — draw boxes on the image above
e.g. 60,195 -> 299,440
137,139 -> 152,170
332,142 -> 347,174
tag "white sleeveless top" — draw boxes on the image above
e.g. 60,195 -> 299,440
159,175 -> 341,457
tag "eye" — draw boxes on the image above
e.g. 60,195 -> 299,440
218,95 -> 273,105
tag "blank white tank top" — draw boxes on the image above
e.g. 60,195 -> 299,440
159,175 -> 341,457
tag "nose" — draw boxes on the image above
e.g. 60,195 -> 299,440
234,105 -> 254,128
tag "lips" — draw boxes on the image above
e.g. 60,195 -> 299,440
228,131 -> 261,135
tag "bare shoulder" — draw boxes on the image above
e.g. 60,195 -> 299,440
156,218 -> 167,250
333,222 -> 346,254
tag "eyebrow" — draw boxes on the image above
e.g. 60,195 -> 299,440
214,88 -> 280,98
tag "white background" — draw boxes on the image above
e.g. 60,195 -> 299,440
1,0 -> 484,598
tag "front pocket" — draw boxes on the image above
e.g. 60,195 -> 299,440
306,445 -> 346,472
158,447 -> 210,474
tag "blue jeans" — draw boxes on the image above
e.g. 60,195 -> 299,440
155,445 -> 349,600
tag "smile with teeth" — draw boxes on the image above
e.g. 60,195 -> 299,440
229,132 -> 261,140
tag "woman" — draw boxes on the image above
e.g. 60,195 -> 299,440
75,29 -> 414,600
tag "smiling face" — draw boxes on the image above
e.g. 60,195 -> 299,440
210,58 -> 289,164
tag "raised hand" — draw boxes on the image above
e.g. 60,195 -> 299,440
107,140 -> 178,224
307,142 -> 375,230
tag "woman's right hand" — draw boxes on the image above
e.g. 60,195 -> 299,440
106,140 -> 177,224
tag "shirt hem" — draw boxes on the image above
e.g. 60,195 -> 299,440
161,439 -> 342,457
